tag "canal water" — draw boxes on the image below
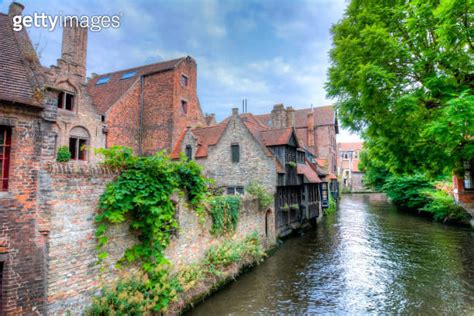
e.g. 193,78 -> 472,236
188,194 -> 474,315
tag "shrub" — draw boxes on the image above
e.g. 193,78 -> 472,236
208,195 -> 241,235
382,174 -> 433,210
56,146 -> 71,162
421,189 -> 471,224
87,264 -> 181,315
246,182 -> 273,210
324,194 -> 337,215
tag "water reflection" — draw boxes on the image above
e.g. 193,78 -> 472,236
188,194 -> 474,315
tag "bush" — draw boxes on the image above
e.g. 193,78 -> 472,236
382,174 -> 433,210
421,189 -> 471,224
87,264 -> 181,315
56,146 -> 71,162
324,194 -> 337,215
208,195 -> 241,235
246,182 -> 273,210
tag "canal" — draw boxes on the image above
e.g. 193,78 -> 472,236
188,194 -> 474,315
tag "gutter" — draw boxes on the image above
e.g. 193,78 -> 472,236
138,76 -> 145,155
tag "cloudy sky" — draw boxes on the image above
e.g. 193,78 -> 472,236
1,0 -> 360,142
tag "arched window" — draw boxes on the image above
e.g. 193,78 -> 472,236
69,126 -> 89,161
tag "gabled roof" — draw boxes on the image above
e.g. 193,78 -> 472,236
87,57 -> 186,114
0,13 -> 41,107
338,142 -> 363,152
260,127 -> 296,147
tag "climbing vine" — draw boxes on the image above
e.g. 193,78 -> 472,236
95,146 -> 210,270
208,195 -> 241,235
246,181 -> 273,210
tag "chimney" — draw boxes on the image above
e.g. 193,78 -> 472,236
205,113 -> 216,126
232,107 -> 239,116
8,2 -> 24,16
286,106 -> 295,127
61,24 -> 88,78
307,110 -> 314,149
271,104 -> 286,128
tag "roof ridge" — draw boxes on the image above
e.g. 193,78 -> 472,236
94,57 -> 186,77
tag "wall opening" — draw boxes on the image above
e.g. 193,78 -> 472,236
265,209 -> 272,238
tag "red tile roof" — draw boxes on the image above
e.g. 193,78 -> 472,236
260,127 -> 294,147
338,142 -> 363,151
87,57 -> 186,114
0,14 -> 41,107
297,162 -> 321,183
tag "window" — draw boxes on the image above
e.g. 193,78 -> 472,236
121,71 -> 137,80
0,126 -> 12,191
96,76 -> 110,85
464,159 -> 473,190
354,151 -> 359,159
180,75 -> 189,87
185,145 -> 192,160
57,91 -> 75,111
297,151 -> 305,164
227,186 -> 244,195
231,143 -> 240,163
343,152 -> 349,160
181,100 -> 188,115
69,126 -> 89,161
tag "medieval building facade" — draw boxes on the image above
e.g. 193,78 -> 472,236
337,142 -> 365,192
172,107 -> 325,236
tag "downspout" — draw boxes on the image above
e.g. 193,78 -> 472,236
138,76 -> 145,155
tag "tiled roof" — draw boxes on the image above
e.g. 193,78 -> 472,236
338,142 -> 363,151
297,162 -> 321,183
260,127 -> 294,147
87,57 -> 186,114
0,14 -> 40,107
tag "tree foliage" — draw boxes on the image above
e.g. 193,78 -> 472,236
327,0 -> 474,179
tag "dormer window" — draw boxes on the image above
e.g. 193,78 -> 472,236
121,71 -> 137,80
96,77 -> 110,85
57,91 -> 74,111
180,75 -> 189,87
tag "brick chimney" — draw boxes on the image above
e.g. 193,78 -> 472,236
8,2 -> 24,16
307,110 -> 314,149
61,24 -> 88,78
205,113 -> 216,126
286,106 -> 295,127
232,107 -> 239,116
271,104 -> 286,128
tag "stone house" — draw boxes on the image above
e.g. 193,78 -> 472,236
87,56 -> 208,155
255,104 -> 339,198
171,108 -> 323,237
337,142 -> 365,192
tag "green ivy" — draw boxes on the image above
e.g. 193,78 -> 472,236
209,195 -> 241,235
56,145 -> 71,162
95,147 -> 210,270
324,194 -> 337,215
246,182 -> 273,210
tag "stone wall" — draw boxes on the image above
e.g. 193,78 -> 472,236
39,162 -> 274,315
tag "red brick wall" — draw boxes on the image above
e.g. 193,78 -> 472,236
105,81 -> 141,153
0,104 -> 48,315
453,175 -> 474,204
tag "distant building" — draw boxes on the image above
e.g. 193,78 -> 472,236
337,142 -> 365,192
453,158 -> 474,216
172,108 -> 325,237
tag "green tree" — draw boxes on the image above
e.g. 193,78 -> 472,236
327,0 -> 473,181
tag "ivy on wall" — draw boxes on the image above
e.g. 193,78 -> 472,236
95,146 -> 210,270
209,195 -> 241,235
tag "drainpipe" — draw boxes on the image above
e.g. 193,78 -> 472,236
138,76 -> 145,155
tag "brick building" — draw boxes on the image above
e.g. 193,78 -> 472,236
0,2 -> 108,313
453,159 -> 474,216
87,56 -> 208,155
337,142 -> 365,192
172,108 -> 324,236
